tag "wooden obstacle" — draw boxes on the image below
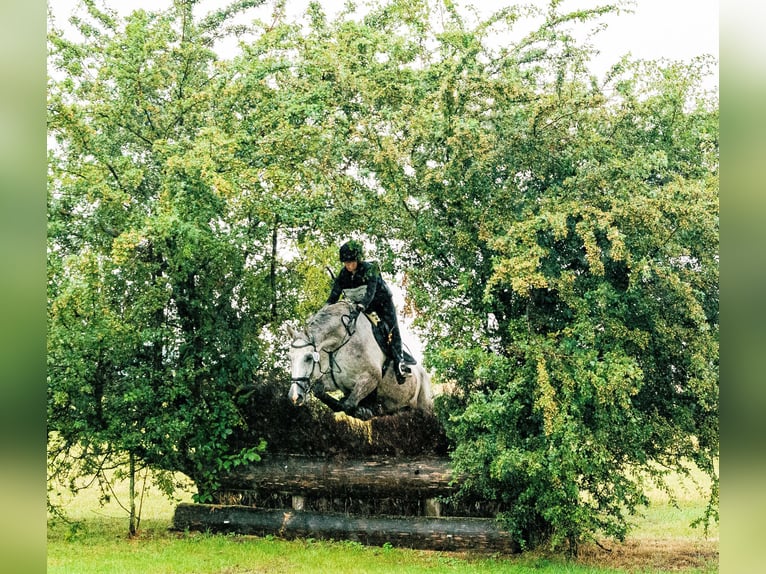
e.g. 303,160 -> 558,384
172,453 -> 517,552
172,504 -> 517,552
221,454 -> 456,499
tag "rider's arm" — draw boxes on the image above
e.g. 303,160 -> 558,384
357,262 -> 380,311
326,271 -> 344,305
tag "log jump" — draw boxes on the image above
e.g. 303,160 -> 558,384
173,453 -> 516,552
221,454 -> 457,498
172,504 -> 518,553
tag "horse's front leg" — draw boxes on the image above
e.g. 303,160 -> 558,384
341,376 -> 378,420
311,379 -> 345,412
314,389 -> 344,412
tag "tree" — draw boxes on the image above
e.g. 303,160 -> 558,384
350,2 -> 719,552
216,1 -> 719,549
47,0 -> 269,532
48,0 -> 718,552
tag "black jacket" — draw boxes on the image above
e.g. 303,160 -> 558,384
326,260 -> 393,314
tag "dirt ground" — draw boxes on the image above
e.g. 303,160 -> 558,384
576,538 -> 719,572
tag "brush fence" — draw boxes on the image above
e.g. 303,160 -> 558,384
172,454 -> 517,552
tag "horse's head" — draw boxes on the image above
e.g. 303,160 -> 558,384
286,325 -> 320,407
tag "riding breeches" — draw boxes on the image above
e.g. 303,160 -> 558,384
371,300 -> 404,362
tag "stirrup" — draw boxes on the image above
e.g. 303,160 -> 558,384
397,362 -> 411,376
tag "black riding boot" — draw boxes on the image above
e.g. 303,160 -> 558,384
379,302 -> 410,384
389,324 -> 410,384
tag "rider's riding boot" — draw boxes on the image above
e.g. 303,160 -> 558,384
393,344 -> 410,384
386,316 -> 410,384
396,361 -> 410,384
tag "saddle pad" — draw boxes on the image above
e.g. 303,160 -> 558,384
342,286 -> 367,304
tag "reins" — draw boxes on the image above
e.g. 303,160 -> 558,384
290,303 -> 361,391
289,336 -> 319,390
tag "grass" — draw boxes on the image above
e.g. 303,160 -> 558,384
47,468 -> 718,574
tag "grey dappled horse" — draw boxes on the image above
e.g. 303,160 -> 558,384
286,301 -> 433,420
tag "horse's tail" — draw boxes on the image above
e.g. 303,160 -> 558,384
415,367 -> 434,412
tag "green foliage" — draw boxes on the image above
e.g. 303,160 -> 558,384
48,0 -> 718,552
47,0 -> 275,523
375,4 -> 719,552
193,441 -> 267,503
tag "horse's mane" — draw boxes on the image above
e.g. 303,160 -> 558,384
307,301 -> 354,333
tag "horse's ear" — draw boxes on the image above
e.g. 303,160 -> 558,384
285,324 -> 296,339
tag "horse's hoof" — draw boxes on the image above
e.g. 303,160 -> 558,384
354,407 -> 373,421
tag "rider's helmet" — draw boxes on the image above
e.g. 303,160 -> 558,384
339,240 -> 364,262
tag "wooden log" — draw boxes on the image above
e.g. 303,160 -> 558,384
172,503 -> 518,553
221,455 -> 457,498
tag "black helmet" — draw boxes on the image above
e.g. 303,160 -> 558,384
339,240 -> 364,262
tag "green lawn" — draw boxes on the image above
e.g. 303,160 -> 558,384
47,468 -> 718,574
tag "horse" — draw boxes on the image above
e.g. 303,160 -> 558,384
286,301 -> 433,420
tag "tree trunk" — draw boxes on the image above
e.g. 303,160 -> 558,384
172,503 -> 518,553
269,217 -> 278,320
129,452 -> 137,536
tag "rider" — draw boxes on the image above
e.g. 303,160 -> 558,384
326,240 -> 411,384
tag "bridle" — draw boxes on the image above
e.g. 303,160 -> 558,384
289,336 -> 321,394
289,305 -> 360,393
